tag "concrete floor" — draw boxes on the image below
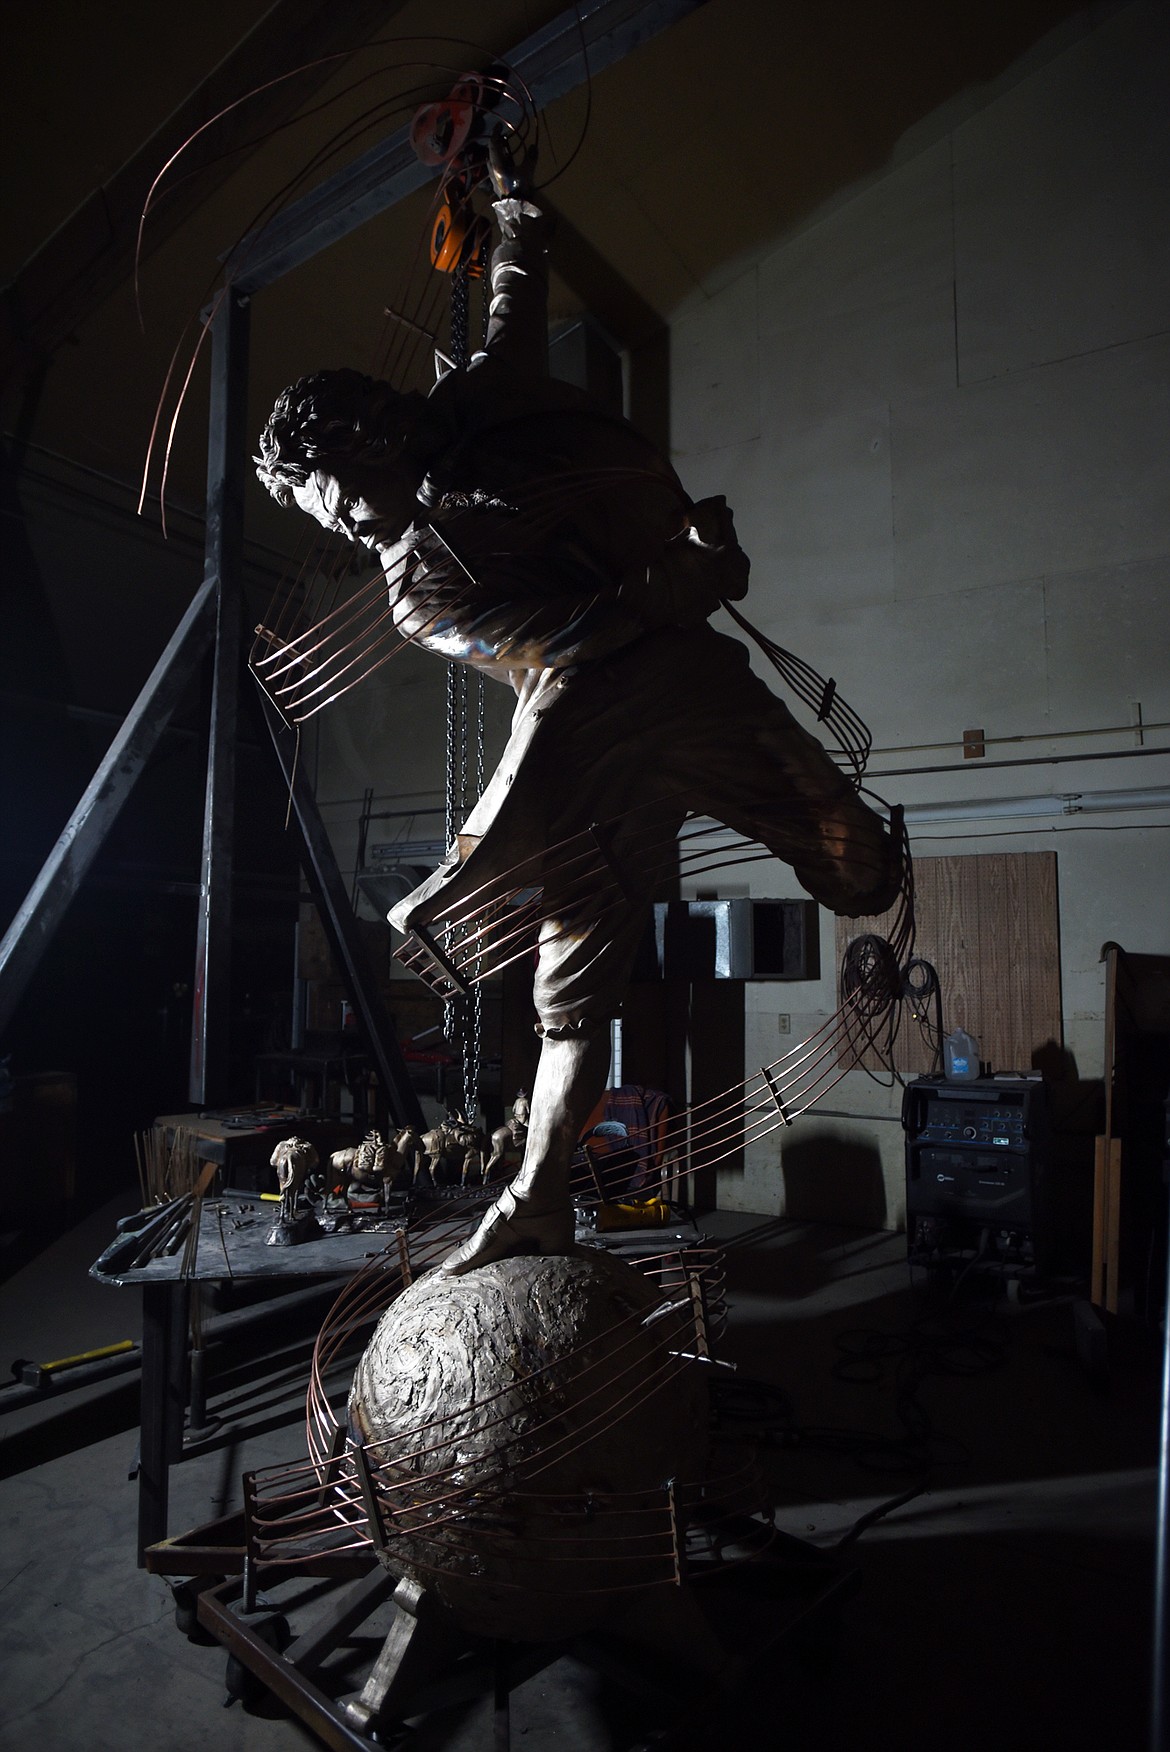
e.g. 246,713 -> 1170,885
0,1198 -> 1159,1752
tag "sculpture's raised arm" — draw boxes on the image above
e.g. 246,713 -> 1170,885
481,196 -> 552,378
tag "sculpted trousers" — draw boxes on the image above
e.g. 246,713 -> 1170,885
393,626 -> 901,1036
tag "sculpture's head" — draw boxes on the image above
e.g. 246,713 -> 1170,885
255,369 -> 429,545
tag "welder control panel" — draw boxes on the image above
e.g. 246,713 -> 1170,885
902,1078 -> 1043,1153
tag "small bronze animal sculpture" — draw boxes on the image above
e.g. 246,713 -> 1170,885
267,1136 -> 321,1246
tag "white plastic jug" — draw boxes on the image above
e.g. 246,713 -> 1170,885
943,1026 -> 980,1082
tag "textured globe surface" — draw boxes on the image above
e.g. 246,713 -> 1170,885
348,1246 -> 709,1639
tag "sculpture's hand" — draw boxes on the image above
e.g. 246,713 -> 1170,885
481,186 -> 551,374
487,126 -> 535,200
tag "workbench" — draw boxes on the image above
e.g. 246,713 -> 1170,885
90,1192 -> 467,1563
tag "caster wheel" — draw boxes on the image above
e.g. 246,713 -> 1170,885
223,1612 -> 289,1708
171,1580 -> 217,1644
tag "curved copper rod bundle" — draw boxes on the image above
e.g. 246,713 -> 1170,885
400,931 -> 912,1235
394,917 -> 915,1241
293,1348 -> 702,1559
312,1334 -> 738,1557
254,555 -> 413,684
362,1462 -> 775,1587
304,1219 -> 465,1445
352,1321 -> 695,1504
139,41 -> 548,523
565,914 -> 913,1185
429,819 -> 900,970
144,80 -> 437,527
251,464 -> 693,720
302,1220 -> 696,1480
402,782 -> 904,963
720,597 -> 874,786
247,1439 -> 773,1589
625,1248 -> 728,1339
276,883 -> 914,1556
252,1452 -> 762,1543
372,1528 -> 687,1587
249,454 -> 887,753
254,563 -> 480,719
301,1257 -> 704,1508
249,1442 -> 770,1585
345,1300 -> 698,1508
553,898 -> 914,1197
244,1507 -> 686,1573
242,1232 -> 765,1585
394,807 -> 899,1023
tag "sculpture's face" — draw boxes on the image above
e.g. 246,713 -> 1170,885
290,469 -> 377,545
290,463 -> 420,551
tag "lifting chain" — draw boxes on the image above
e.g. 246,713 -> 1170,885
443,659 -> 465,1111
441,260 -> 486,1122
467,669 -> 485,1118
450,259 -> 470,371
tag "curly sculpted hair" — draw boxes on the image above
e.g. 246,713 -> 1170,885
254,369 -> 420,507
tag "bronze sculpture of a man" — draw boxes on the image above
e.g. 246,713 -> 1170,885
257,193 -> 902,1275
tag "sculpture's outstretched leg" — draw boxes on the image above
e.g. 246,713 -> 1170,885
440,1028 -> 610,1274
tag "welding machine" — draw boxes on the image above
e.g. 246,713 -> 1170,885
903,1074 -> 1051,1273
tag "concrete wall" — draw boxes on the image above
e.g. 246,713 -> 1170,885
670,0 -> 1170,1222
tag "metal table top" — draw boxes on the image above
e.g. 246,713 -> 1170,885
89,1193 -> 470,1287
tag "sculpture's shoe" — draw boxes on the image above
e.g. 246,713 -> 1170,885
439,1188 -> 575,1275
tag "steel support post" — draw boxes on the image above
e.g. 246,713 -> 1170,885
1151,1181 -> 1170,1752
137,1281 -> 189,1563
258,693 -> 425,1131
0,576 -> 217,1036
190,290 -> 250,1106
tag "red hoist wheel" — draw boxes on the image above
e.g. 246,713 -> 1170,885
409,75 -> 484,167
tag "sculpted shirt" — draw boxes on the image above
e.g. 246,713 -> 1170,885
383,198 -> 749,692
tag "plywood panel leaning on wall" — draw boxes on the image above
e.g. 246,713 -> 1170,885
837,852 -> 1061,1075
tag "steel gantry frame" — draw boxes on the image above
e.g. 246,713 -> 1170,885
0,0 -> 709,1123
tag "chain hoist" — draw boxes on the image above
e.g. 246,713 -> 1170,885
437,255 -> 486,1122
413,81 -> 529,1128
